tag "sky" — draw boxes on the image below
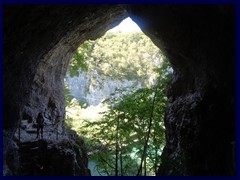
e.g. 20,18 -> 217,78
108,17 -> 142,32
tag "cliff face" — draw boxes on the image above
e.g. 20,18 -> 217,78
66,71 -> 143,106
3,4 -> 128,176
129,5 -> 235,175
3,5 -> 235,176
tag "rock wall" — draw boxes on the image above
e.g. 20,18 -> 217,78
3,4 -> 235,176
3,4 -> 127,176
129,5 -> 235,175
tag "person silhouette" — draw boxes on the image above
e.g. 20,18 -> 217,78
36,112 -> 44,139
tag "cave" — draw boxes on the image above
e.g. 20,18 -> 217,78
3,4 -> 235,176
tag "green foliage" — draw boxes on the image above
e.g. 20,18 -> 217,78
67,32 -> 163,87
79,59 -> 172,176
68,41 -> 93,77
64,30 -> 173,176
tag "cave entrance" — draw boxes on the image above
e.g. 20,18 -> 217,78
64,17 -> 172,176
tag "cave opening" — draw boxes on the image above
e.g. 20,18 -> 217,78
3,5 -> 235,176
64,17 -> 172,176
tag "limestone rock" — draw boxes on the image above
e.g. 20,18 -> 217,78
3,5 -> 235,175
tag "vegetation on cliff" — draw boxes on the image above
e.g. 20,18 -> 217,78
65,30 -> 172,176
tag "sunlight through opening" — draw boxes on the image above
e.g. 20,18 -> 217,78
108,17 -> 142,32
64,17 -> 172,176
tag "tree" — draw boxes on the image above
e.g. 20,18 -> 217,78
66,32 -> 163,88
68,40 -> 94,77
64,31 -> 173,176
80,59 -> 172,176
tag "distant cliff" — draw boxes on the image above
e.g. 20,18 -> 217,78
65,70 -> 143,106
